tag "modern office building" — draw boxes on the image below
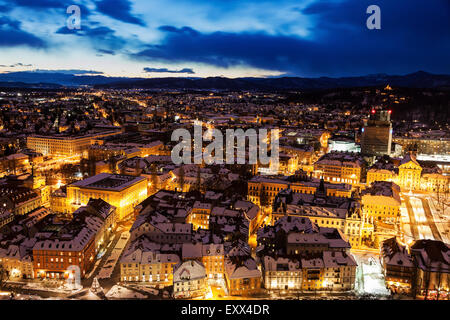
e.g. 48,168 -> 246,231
361,109 -> 393,156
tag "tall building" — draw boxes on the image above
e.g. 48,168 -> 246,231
361,109 -> 393,156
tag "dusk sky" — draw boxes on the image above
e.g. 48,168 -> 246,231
0,0 -> 449,78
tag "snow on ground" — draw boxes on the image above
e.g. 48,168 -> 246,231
354,253 -> 390,297
428,197 -> 450,244
105,285 -> 146,299
21,281 -> 83,294
98,232 -> 130,279
127,284 -> 159,296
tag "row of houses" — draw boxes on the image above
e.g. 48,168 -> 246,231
0,198 -> 117,280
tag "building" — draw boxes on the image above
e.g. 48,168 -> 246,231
67,173 -> 147,220
272,188 -> 372,248
361,109 -> 392,156
366,157 -> 397,185
224,256 -> 262,296
0,185 -> 41,216
380,237 -> 415,294
32,217 -> 97,279
313,151 -> 364,185
27,131 -> 120,156
262,256 -> 302,291
366,154 -> 449,192
247,171 -> 352,208
380,238 -> 450,299
361,181 -> 401,225
0,208 -> 14,229
0,238 -> 36,279
410,240 -> 449,299
397,154 -> 422,191
120,237 -> 180,287
73,198 -> 117,254
301,251 -> 357,291
186,201 -> 212,231
130,212 -> 192,243
182,243 -> 225,282
173,260 -> 207,299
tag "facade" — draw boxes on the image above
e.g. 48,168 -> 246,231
313,152 -> 364,185
173,260 -> 207,299
262,256 -> 302,291
0,241 -> 35,279
361,181 -> 401,224
181,243 -> 225,282
272,188 -> 373,248
381,238 -> 450,299
397,155 -> 422,191
120,248 -> 179,287
67,173 -> 147,220
300,252 -> 357,291
361,109 -> 392,156
366,154 -> 449,192
380,237 -> 415,294
186,201 -> 212,231
247,172 -> 352,208
0,186 -> 41,216
27,131 -> 119,156
224,257 -> 262,296
410,240 -> 450,299
32,224 -> 97,279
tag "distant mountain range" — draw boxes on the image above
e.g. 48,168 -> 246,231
0,71 -> 450,90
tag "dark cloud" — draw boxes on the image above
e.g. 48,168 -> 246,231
6,0 -> 91,17
131,0 -> 450,76
96,0 -> 146,26
0,62 -> 33,67
0,16 -> 47,48
31,69 -> 104,75
97,49 -> 116,55
55,25 -> 126,52
143,67 -> 195,74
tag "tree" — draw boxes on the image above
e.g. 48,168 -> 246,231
178,166 -> 185,192
259,187 -> 269,208
150,164 -> 159,194
0,263 -> 10,290
432,180 -> 449,214
193,166 -> 202,192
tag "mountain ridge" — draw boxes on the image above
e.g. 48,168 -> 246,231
0,71 -> 450,90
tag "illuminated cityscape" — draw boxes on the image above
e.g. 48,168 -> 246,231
0,0 -> 449,306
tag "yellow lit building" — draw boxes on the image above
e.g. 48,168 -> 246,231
224,257 -> 262,296
398,155 -> 422,191
367,168 -> 396,185
66,173 -> 147,220
27,131 -> 119,156
366,154 -> 449,192
361,181 -> 401,224
247,174 -> 352,208
120,249 -> 180,287
186,201 -> 212,230
201,244 -> 225,282
313,152 -> 363,185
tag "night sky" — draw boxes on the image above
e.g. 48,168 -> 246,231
0,0 -> 449,78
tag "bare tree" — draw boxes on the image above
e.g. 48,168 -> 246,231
433,180 -> 449,214
0,263 -> 10,290
178,166 -> 185,192
150,164 -> 158,194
